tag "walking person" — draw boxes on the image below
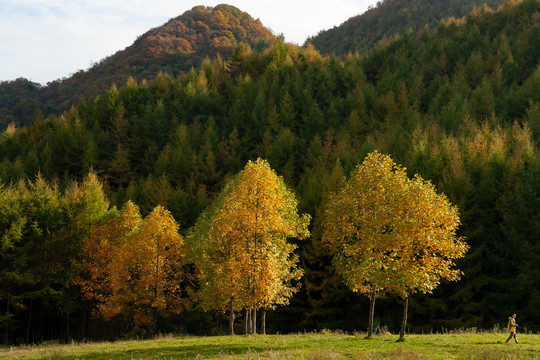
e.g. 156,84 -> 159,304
505,313 -> 519,344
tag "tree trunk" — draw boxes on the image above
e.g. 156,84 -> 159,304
398,296 -> 408,342
152,307 -> 158,336
4,298 -> 9,345
38,310 -> 42,342
244,309 -> 249,335
261,308 -> 266,335
26,299 -> 33,344
66,311 -> 71,343
82,301 -> 88,340
367,287 -> 376,337
251,308 -> 257,334
229,298 -> 235,335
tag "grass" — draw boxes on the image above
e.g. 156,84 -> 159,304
1,330 -> 539,359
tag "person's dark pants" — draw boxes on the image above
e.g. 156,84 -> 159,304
505,331 -> 519,344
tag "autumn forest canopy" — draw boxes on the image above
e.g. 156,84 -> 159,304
2,0 -> 540,344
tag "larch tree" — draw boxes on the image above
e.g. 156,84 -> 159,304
65,170 -> 109,248
187,158 -> 310,334
128,205 -> 185,333
78,201 -> 185,334
77,201 -> 142,321
0,176 -> 67,344
0,173 -> 110,343
323,152 -> 468,338
64,171 -> 109,339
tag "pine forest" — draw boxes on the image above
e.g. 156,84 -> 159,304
1,0 -> 540,344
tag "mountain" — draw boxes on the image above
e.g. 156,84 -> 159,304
307,0 -> 506,55
3,0 -> 540,340
0,4 -> 275,129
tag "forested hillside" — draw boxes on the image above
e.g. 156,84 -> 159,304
2,0 -> 540,343
0,4 -> 275,129
308,0 -> 505,55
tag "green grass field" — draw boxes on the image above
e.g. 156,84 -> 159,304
1,330 -> 539,359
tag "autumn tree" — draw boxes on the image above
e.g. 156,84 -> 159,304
187,158 -> 310,334
186,197 -> 241,334
77,201 -> 142,326
5,1 -> 540,336
323,152 -> 468,338
64,171 -> 109,339
392,170 -> 468,341
78,202 -> 185,334
116,205 -> 185,333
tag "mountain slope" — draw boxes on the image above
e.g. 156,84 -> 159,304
0,4 -> 275,129
307,0 -> 506,55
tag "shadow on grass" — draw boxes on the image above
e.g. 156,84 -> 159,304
56,343 -> 273,360
472,341 -> 504,345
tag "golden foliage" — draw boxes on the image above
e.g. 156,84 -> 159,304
187,158 -> 310,313
78,202 -> 185,330
323,151 -> 468,298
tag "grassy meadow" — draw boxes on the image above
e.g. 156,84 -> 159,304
1,330 -> 539,359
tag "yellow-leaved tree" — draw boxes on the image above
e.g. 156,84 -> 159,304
78,201 -> 185,334
322,151 -> 468,339
187,158 -> 310,334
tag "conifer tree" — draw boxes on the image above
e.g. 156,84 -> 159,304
79,201 -> 185,334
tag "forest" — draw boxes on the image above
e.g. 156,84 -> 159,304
308,0 -> 507,55
2,0 -> 540,344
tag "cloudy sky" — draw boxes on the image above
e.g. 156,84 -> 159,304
0,0 -> 375,84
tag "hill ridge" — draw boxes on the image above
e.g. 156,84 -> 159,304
0,4 -> 275,128
307,0 -> 506,55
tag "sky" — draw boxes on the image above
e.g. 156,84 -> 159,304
0,0 -> 376,85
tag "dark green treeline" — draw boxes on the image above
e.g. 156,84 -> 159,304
2,0 -> 540,342
308,0 -> 506,56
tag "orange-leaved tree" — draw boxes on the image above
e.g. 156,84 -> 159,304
322,151 -> 468,338
77,201 -> 142,316
78,201 -> 185,334
65,171 -> 109,338
187,158 -> 310,334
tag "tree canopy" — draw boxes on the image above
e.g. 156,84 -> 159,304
78,202 -> 185,334
323,151 -> 468,337
187,158 -> 309,334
